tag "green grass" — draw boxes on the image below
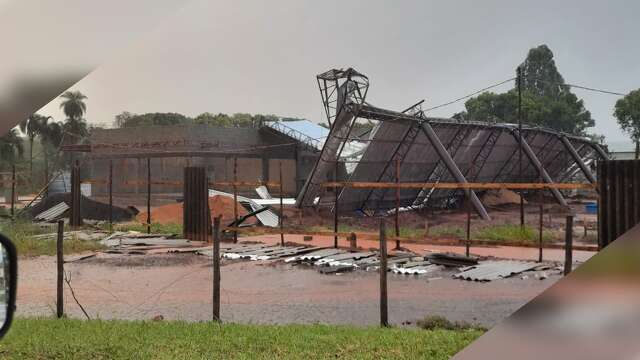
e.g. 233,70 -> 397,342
429,226 -> 465,239
416,316 -> 486,332
472,224 -> 553,244
0,318 -> 482,360
0,220 -> 105,257
99,222 -> 183,235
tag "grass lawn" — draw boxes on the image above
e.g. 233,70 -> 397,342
0,220 -> 105,257
0,318 -> 482,359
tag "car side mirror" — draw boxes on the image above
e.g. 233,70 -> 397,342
0,233 -> 17,339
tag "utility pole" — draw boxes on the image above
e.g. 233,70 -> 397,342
517,66 -> 524,228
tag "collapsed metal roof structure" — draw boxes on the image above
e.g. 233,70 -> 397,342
296,68 -> 608,219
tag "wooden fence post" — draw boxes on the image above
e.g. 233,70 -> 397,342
279,162 -> 284,247
233,158 -> 238,244
146,157 -> 151,234
56,219 -> 64,318
109,160 -> 113,233
379,219 -> 388,327
212,216 -> 221,322
10,164 -> 16,219
564,214 -> 574,275
349,232 -> 357,251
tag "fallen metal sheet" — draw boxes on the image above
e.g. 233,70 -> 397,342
453,261 -> 540,281
288,248 -> 345,262
392,264 -> 441,275
209,189 -> 279,227
314,252 -> 375,266
34,202 -> 69,222
318,265 -> 355,274
426,253 -> 478,267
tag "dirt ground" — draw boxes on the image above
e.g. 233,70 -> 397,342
18,252 -> 561,328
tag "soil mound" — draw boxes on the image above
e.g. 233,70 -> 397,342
137,195 -> 251,225
482,189 -> 528,207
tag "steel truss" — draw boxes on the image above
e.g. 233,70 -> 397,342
296,67 -> 609,218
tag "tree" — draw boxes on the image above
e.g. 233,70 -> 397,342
115,112 -> 192,127
456,45 -> 595,135
19,113 -> 49,180
520,45 -> 566,98
614,89 -> 640,159
0,129 -> 24,167
59,90 -> 89,143
39,119 -> 64,185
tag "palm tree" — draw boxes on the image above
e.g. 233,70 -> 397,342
19,114 -> 48,181
0,129 -> 24,166
39,119 -> 64,186
59,91 -> 88,143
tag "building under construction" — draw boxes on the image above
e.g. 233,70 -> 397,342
297,68 -> 608,219
84,121 -> 328,200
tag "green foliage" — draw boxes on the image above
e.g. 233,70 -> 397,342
1,318 -> 482,359
430,226 -> 465,239
0,129 -> 24,166
101,222 -> 183,235
115,111 -> 287,129
0,220 -> 105,257
416,316 -> 485,331
457,45 -> 595,135
614,89 -> 640,154
59,91 -> 89,144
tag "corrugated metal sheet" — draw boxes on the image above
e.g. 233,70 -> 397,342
454,261 -> 539,281
209,189 -> 279,227
34,202 -> 69,221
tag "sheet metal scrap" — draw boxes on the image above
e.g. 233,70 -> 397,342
34,202 -> 69,222
286,248 -> 345,262
314,252 -> 375,267
219,245 -> 316,261
426,252 -> 478,267
393,264 -> 441,275
454,261 -> 539,282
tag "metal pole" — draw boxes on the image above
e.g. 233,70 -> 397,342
517,66 -> 524,228
56,219 -> 64,318
279,161 -> 284,247
420,123 -> 490,220
564,214 -> 573,275
212,216 -> 221,322
395,159 -> 400,250
109,160 -> 113,233
334,160 -> 339,248
146,157 -> 151,234
233,157 -> 238,243
10,164 -> 15,219
379,219 -> 388,327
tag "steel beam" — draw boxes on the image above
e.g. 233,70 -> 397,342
420,123 -> 490,220
559,136 -> 597,185
590,142 -> 610,160
510,130 -> 567,207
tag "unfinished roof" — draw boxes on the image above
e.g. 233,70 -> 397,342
296,68 -> 608,217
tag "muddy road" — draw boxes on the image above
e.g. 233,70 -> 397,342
18,253 -> 559,328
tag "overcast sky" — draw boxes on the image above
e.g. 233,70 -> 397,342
36,0 -> 640,144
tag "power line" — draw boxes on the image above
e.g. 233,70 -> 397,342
562,83 -> 626,96
423,77 -> 516,113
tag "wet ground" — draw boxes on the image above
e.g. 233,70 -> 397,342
17,253 -> 560,328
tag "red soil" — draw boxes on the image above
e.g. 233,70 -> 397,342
137,195 -> 251,225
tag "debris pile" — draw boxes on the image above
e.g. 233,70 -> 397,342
28,193 -> 136,222
100,231 -> 197,255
